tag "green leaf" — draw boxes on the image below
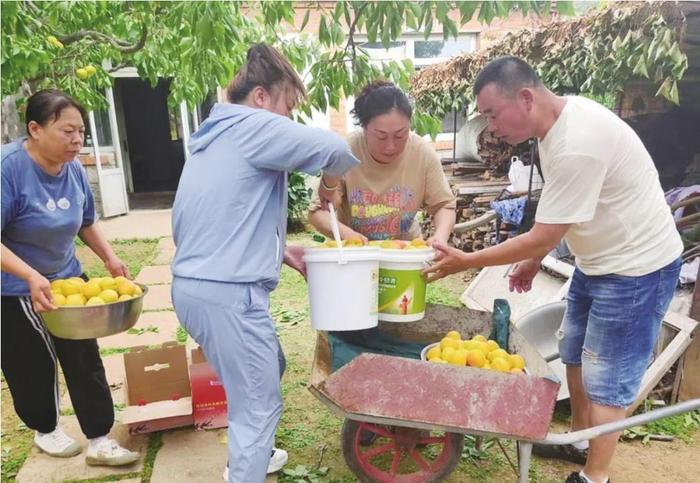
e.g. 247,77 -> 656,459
668,79 -> 679,105
300,9 -> 310,31
556,0 -> 576,16
458,2 -> 479,24
632,56 -> 649,79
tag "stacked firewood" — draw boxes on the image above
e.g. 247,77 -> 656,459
421,178 -> 513,252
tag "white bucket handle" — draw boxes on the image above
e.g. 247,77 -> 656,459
328,204 -> 347,265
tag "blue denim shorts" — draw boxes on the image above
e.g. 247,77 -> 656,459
558,258 -> 681,407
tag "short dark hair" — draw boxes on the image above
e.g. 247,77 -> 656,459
473,56 -> 543,97
227,43 -> 307,106
25,89 -> 87,135
350,81 -> 412,127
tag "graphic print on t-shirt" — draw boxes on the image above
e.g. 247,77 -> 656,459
348,185 -> 417,239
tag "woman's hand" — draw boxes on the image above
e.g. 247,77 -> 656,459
27,271 -> 56,312
345,230 -> 368,245
284,245 -> 307,279
319,175 -> 342,210
426,234 -> 448,246
105,256 -> 131,279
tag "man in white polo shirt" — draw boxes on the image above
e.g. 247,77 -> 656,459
425,56 -> 682,483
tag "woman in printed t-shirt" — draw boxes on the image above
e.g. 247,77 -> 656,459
308,81 -> 456,244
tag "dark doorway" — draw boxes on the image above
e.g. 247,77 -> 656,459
115,78 -> 185,192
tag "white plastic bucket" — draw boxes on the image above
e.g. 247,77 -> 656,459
303,247 -> 380,331
378,248 -> 434,322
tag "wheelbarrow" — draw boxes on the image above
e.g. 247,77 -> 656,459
308,303 -> 700,482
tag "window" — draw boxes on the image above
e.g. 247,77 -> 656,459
414,38 -> 476,60
358,41 -> 408,61
85,109 -> 113,148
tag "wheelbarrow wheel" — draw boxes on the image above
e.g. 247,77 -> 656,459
341,419 -> 463,483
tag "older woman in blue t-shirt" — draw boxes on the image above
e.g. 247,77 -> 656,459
1,90 -> 138,466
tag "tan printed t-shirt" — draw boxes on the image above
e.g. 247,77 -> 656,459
310,130 -> 456,240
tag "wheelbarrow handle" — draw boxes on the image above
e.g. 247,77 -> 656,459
517,398 -> 700,483
541,397 -> 700,445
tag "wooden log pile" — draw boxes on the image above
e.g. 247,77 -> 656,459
421,174 -> 514,252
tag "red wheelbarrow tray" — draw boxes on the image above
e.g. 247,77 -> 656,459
309,303 -> 561,442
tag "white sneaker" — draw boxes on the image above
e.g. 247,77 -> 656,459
85,438 -> 139,466
34,428 -> 82,457
222,448 -> 289,480
267,448 -> 288,473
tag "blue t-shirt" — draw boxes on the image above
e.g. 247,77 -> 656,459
1,139 -> 96,296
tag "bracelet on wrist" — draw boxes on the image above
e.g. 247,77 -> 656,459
320,177 -> 339,191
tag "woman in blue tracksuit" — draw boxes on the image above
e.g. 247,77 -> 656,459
171,44 -> 360,483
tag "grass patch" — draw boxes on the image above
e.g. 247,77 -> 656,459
77,237 -> 160,279
99,347 -> 130,357
1,379 -> 33,482
625,409 -> 700,443
140,432 -> 164,483
175,325 -> 188,344
426,270 -> 477,307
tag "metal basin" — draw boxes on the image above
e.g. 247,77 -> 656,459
40,284 -> 149,340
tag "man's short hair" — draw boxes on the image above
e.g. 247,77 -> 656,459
473,56 -> 543,97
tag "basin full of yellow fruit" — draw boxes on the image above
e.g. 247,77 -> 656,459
420,330 -> 527,375
40,276 -> 148,340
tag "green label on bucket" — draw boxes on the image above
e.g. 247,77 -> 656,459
378,268 -> 426,315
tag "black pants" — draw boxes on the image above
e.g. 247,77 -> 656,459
1,296 -> 114,438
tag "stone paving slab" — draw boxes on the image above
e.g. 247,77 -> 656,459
142,284 -> 173,311
99,210 -> 173,240
100,311 -> 181,350
153,237 -> 176,265
15,415 -> 146,483
150,428 -> 277,483
136,265 -> 173,285
60,353 -> 127,411
158,236 -> 176,252
152,249 -> 175,266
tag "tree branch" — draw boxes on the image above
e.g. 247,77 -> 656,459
343,3 -> 368,71
108,62 -> 129,73
58,27 -> 147,54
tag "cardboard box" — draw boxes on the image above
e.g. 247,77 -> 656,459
190,347 -> 228,431
122,342 -> 194,435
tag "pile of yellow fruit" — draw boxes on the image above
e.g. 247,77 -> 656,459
317,237 -> 430,249
319,237 -> 366,248
425,331 -> 526,374
368,238 -> 429,250
49,276 -> 143,308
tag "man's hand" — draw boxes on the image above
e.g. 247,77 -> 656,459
508,258 -> 541,293
27,271 -> 56,312
284,245 -> 307,278
105,256 -> 131,279
423,240 -> 471,283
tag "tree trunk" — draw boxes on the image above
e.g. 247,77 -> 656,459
2,94 -> 24,144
